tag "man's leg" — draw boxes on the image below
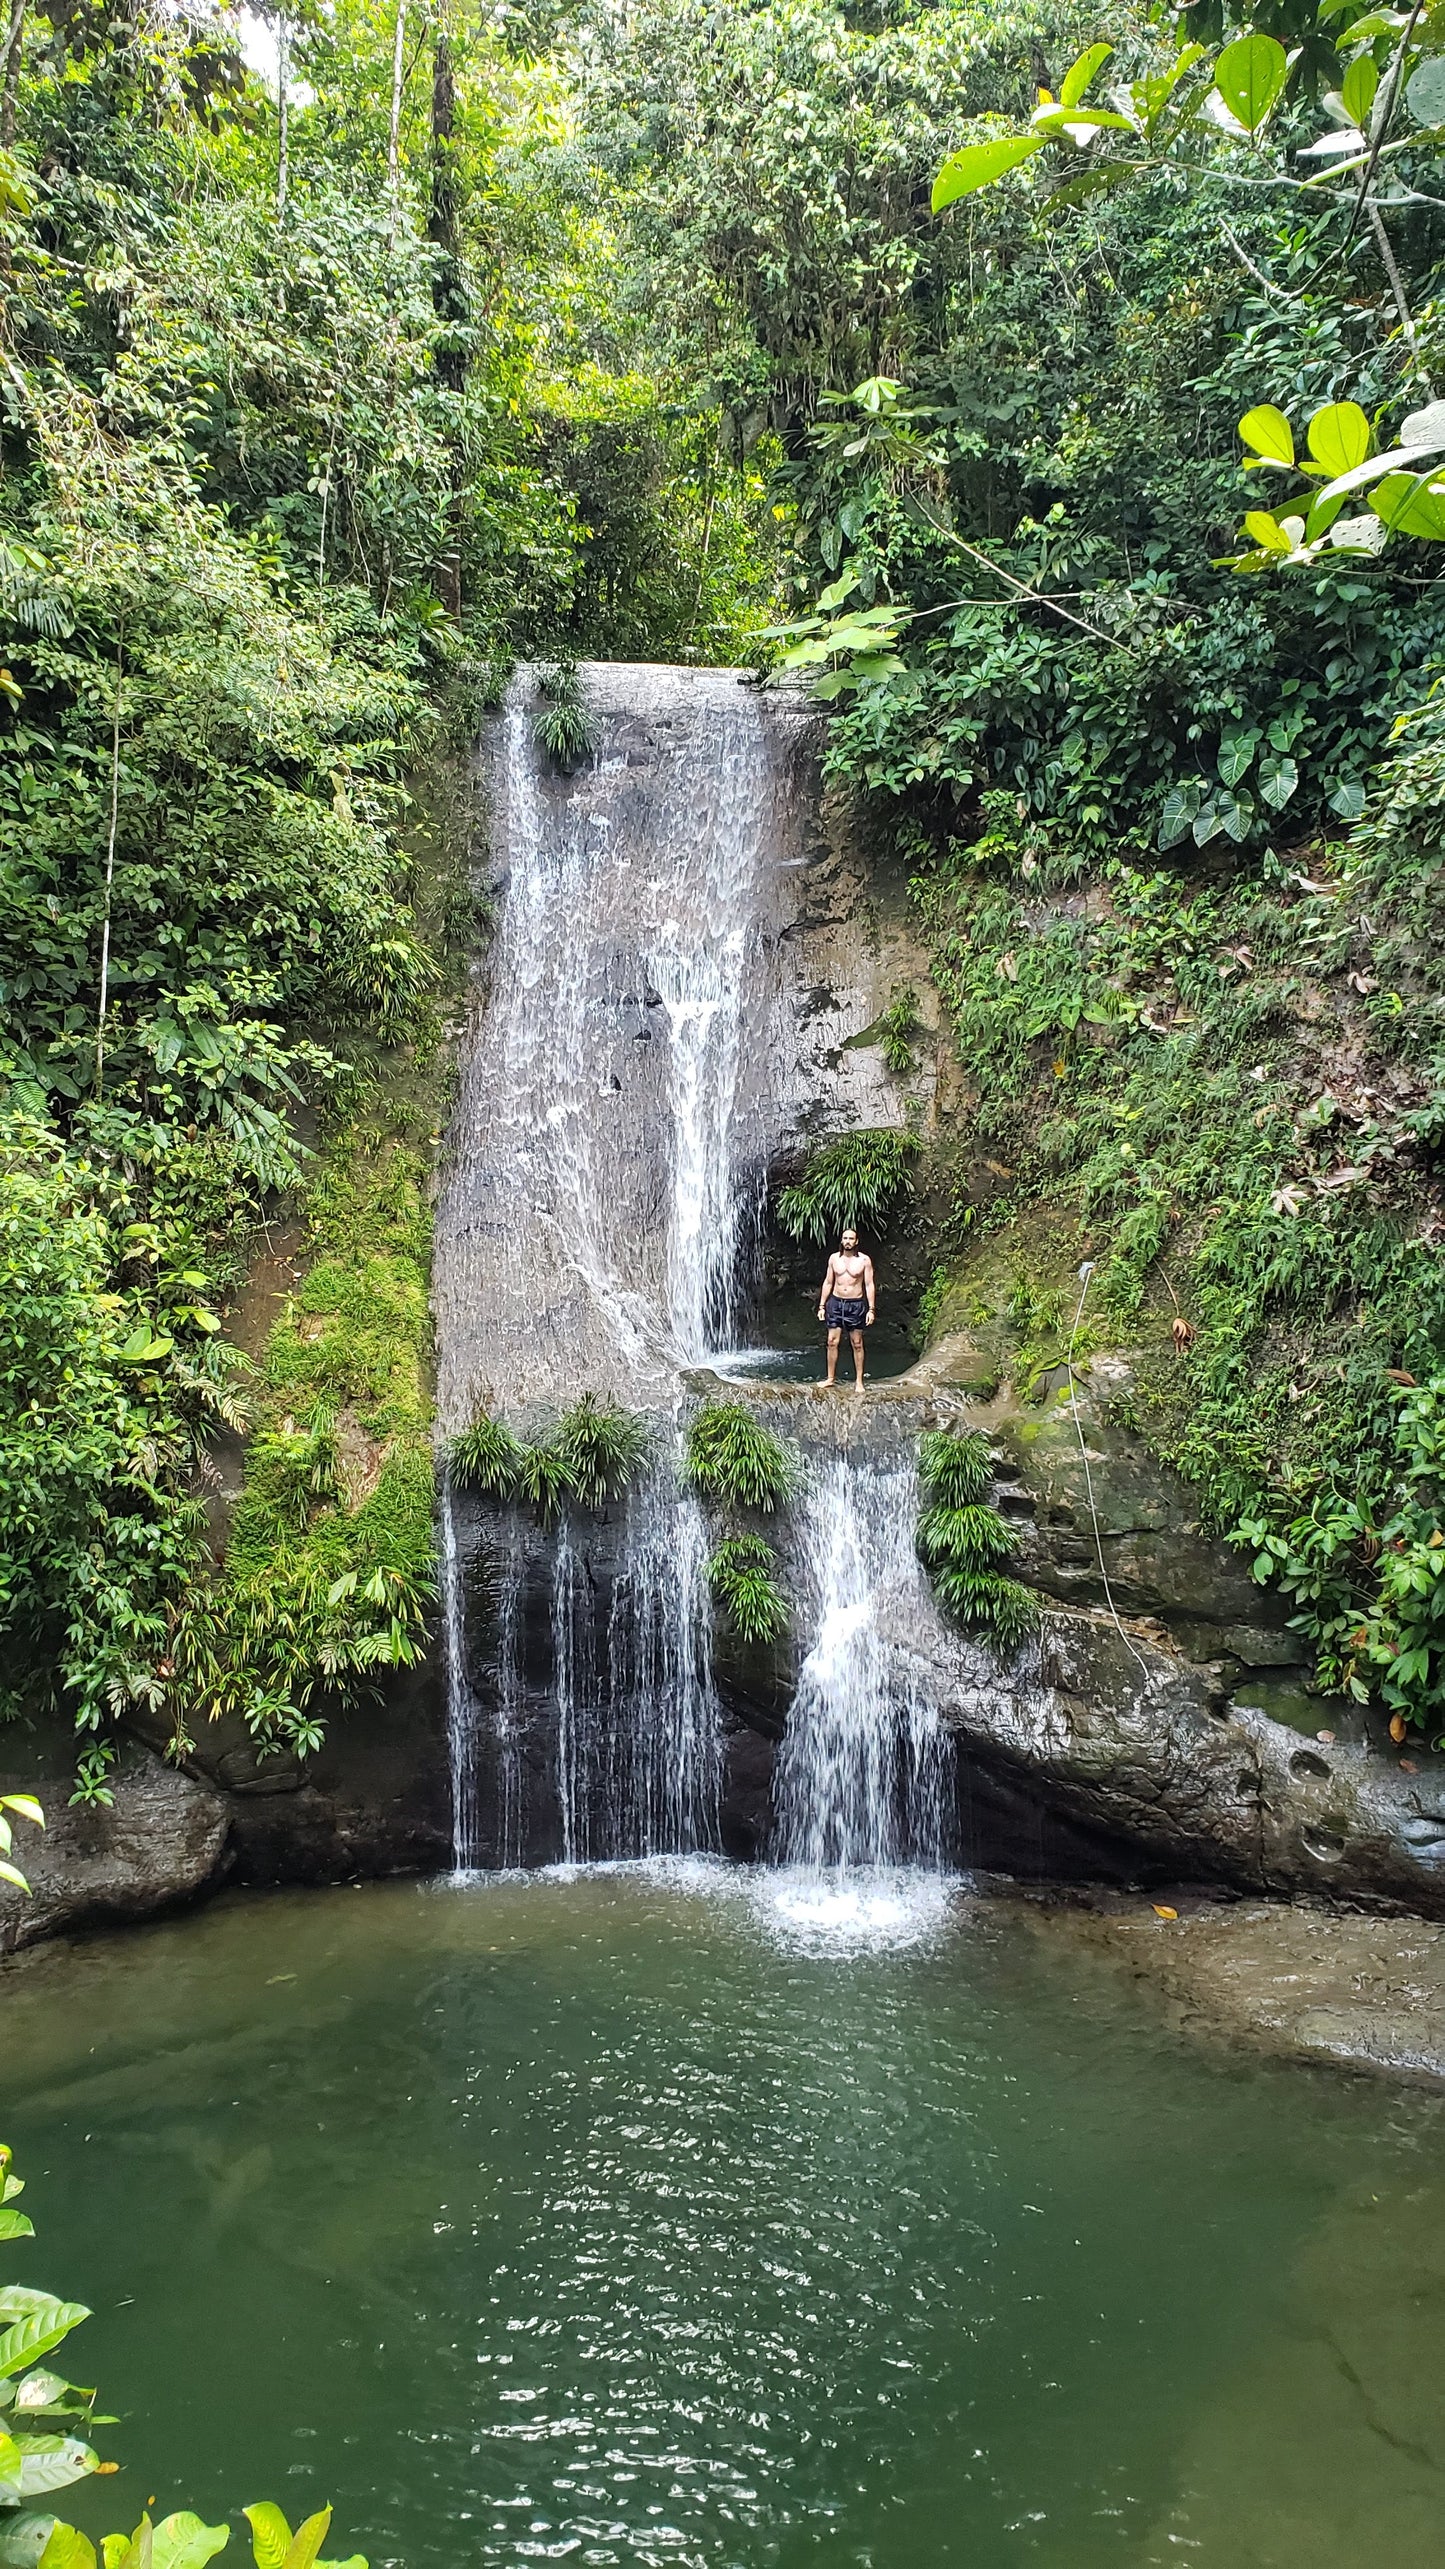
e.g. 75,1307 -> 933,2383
824,1325 -> 841,1385
850,1326 -> 866,1387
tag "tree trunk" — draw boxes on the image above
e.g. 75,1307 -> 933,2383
276,13 -> 290,226
429,0 -> 467,617
386,0 -> 406,249
1,0 -> 25,155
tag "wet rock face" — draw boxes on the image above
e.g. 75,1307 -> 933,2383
713,1363 -> 1445,1914
0,1745 -> 231,1955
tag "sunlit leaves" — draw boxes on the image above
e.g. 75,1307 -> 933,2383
1303,402 -> 1372,477
1239,405 -> 1295,469
1211,33 -> 1291,132
931,133 -> 1044,210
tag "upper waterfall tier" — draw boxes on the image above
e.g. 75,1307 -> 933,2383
434,663 -> 903,1425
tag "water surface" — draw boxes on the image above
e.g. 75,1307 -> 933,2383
7,1870 -> 1443,2569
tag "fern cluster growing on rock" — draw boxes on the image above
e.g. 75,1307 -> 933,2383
707,1534 -> 788,1644
450,1396 -> 648,1519
774,1128 -> 919,1244
916,1426 -> 1037,1648
682,1401 -> 802,1511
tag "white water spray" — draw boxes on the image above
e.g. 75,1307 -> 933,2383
770,1455 -> 950,1925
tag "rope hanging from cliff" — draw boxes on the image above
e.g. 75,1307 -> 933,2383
1066,1264 -> 1156,1692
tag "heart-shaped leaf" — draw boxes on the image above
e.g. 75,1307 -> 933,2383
1239,405 -> 1295,467
1214,32 -> 1290,131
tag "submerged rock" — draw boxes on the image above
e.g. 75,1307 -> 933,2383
1023,1892 -> 1445,2083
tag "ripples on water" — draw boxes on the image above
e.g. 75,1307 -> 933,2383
7,1871 -> 1445,2569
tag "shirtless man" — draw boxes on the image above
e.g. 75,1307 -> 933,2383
818,1228 -> 876,1388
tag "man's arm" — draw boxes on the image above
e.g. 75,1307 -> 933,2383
863,1254 -> 876,1321
817,1255 -> 836,1319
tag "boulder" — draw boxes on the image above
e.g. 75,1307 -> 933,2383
0,1743 -> 230,1955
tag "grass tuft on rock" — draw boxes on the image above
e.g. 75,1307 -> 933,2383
916,1426 -> 1037,1649
450,1395 -> 648,1519
683,1402 -> 802,1512
774,1128 -> 918,1245
708,1534 -> 788,1644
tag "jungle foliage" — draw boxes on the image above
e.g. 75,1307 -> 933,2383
451,1397 -> 649,1518
575,0 -> 1445,1730
915,1427 -> 1038,1644
682,1403 -> 802,1513
0,0 -> 769,1765
707,1534 -> 789,1645
774,1130 -> 919,1245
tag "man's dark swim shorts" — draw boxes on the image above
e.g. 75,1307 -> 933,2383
824,1296 -> 869,1332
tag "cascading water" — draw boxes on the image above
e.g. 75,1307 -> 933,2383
434,665 -> 809,1866
773,1454 -> 950,1879
434,662 -> 949,1893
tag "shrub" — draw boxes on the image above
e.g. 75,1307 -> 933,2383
555,1395 -> 650,1504
532,663 -> 598,768
877,987 -> 922,1076
708,1535 -> 788,1643
774,1127 -> 919,1245
682,1402 -> 801,1511
450,1414 -> 527,1495
916,1427 -> 1038,1649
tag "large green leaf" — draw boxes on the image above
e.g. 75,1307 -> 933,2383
1258,754 -> 1299,811
37,2528 -> 96,2569
1239,406 -> 1295,468
1341,56 -> 1378,126
0,2515 -> 57,2569
1242,510 -> 1294,554
932,134 -> 1045,210
1315,423 -> 1445,504
0,2308 -> 89,2383
13,2377 -> 89,2418
1368,471 -> 1445,538
149,2516 -> 229,2569
1059,41 -> 1112,106
1217,727 -> 1261,785
281,2516 -> 330,2569
1305,402 -> 1371,476
0,2438 -> 98,2499
1157,782 -> 1202,848
1406,54 -> 1445,123
1213,33 -> 1290,131
242,2509 -> 291,2569
0,2219 -> 34,2246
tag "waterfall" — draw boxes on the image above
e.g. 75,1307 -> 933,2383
434,666 -> 809,1864
773,1456 -> 949,1876
435,664 -> 947,1889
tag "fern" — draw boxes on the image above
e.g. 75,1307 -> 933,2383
915,1428 -> 1038,1647
450,1413 -> 526,1495
708,1535 -> 788,1644
683,1401 -> 801,1511
774,1127 -> 919,1244
555,1394 -> 649,1503
532,662 -> 598,767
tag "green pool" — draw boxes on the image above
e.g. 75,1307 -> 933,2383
6,1867 -> 1443,2568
